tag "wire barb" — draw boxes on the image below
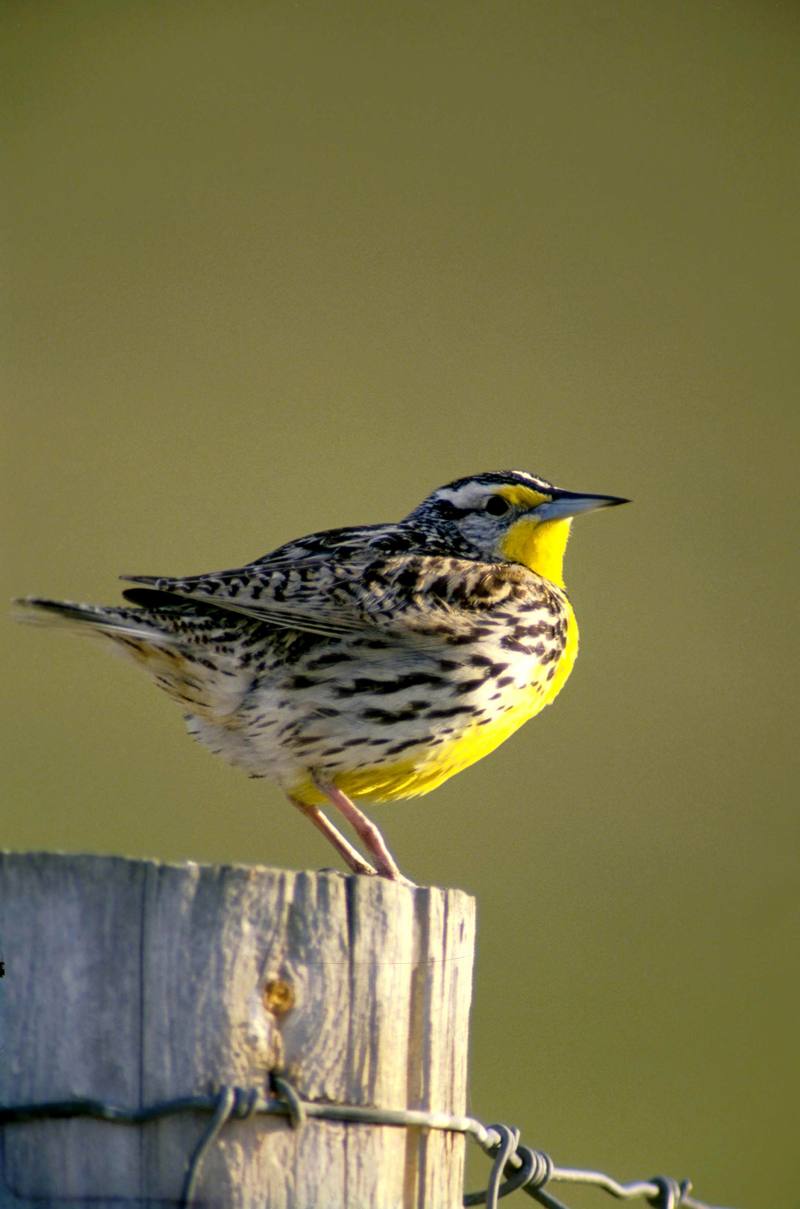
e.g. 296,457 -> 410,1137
648,1175 -> 694,1209
0,1079 -> 734,1209
271,1072 -> 307,1130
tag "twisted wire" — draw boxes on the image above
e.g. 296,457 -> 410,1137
0,1079 -> 734,1209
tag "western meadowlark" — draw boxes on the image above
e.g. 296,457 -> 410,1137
17,470 -> 626,882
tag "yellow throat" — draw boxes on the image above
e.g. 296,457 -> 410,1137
498,516 -> 573,586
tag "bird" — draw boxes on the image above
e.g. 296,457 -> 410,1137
16,469 -> 627,882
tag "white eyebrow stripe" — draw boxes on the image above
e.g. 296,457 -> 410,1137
434,483 -> 490,508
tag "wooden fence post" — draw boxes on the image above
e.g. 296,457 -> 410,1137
0,851 -> 476,1209
0,852 -> 476,1208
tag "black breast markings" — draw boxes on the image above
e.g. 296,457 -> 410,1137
334,670 -> 446,699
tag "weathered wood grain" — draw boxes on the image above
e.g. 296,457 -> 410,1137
0,853 -> 475,1208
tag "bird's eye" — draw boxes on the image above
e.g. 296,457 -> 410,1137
484,496 -> 511,516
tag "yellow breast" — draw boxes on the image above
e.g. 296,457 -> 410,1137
311,598 -> 580,803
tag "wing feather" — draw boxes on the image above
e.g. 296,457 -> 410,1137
122,553 -> 538,645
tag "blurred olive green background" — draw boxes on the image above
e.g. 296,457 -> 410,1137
3,3 -> 797,1205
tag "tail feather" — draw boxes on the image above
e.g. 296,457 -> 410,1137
14,596 -> 250,720
13,597 -> 176,643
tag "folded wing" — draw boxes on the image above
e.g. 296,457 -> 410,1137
122,552 -> 527,643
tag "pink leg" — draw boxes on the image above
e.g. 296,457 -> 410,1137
289,797 -> 377,876
315,781 -> 413,884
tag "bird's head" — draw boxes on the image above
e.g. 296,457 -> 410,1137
409,470 -> 628,586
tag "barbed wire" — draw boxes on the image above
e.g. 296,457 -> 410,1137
0,1075 -> 734,1209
